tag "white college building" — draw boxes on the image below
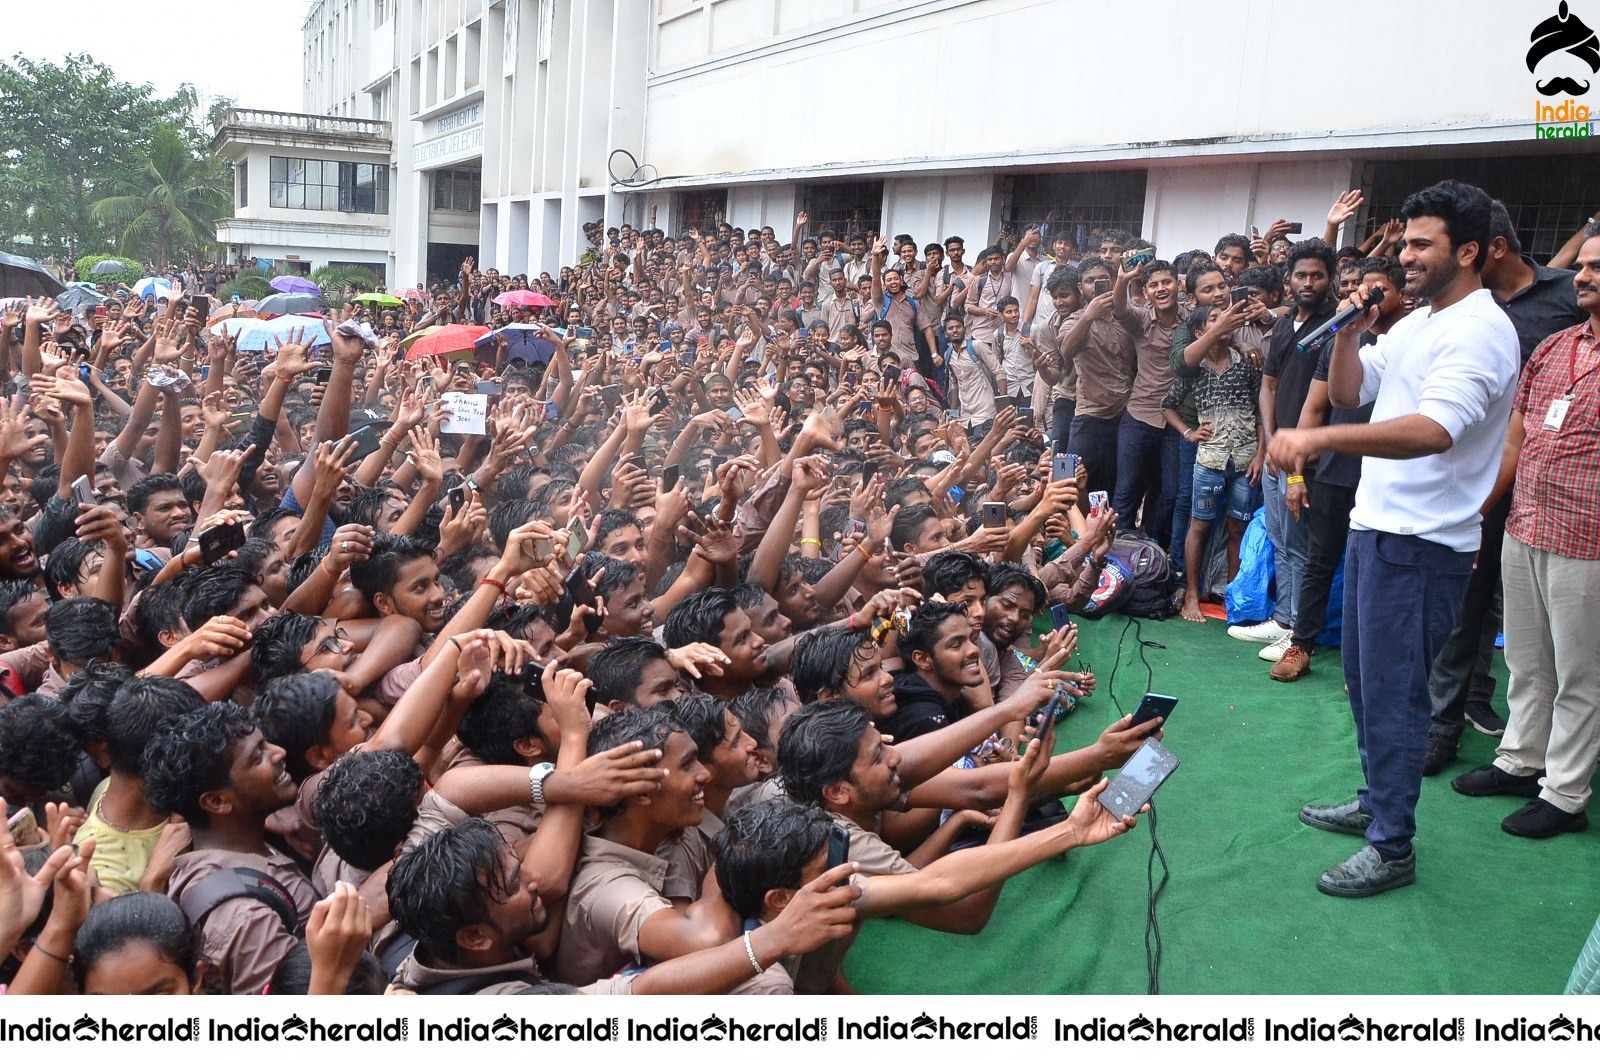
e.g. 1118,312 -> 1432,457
213,0 -> 1597,284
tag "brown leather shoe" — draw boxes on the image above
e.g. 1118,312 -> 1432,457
1270,645 -> 1311,682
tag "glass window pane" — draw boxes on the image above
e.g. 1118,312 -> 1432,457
271,182 -> 286,208
288,184 -> 305,209
270,156 -> 286,181
288,158 -> 306,183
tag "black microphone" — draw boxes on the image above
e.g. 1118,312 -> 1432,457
1295,286 -> 1386,354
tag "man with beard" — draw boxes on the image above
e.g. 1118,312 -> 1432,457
144,701 -> 320,994
0,508 -> 41,581
125,473 -> 192,557
1271,181 -> 1518,897
1235,240 -> 1339,658
1112,258 -> 1183,536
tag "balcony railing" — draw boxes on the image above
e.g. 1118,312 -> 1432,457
214,108 -> 392,141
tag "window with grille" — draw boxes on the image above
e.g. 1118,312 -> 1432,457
1359,154 -> 1599,262
1002,170 -> 1148,248
800,181 -> 884,240
673,189 -> 727,232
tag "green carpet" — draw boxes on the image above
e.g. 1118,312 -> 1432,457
843,614 -> 1600,994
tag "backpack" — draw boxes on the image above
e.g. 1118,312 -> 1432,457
175,867 -> 300,937
1073,554 -> 1134,618
1110,530 -> 1177,619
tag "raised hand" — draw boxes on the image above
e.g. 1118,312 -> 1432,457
305,882 -> 374,995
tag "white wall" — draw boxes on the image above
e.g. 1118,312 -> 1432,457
882,175 -> 998,250
1143,159 -> 1360,258
644,0 -> 1538,184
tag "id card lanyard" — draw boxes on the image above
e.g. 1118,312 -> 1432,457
1545,336 -> 1600,432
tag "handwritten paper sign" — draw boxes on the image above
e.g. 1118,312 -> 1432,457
439,392 -> 488,434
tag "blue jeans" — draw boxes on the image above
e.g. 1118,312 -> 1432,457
1112,414 -> 1179,539
1191,460 -> 1257,522
1170,435 -> 1198,575
1263,469 -> 1311,628
1343,530 -> 1474,859
1067,413 -> 1120,499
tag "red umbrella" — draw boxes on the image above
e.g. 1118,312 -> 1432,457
493,289 -> 556,308
404,324 -> 490,359
393,287 -> 426,301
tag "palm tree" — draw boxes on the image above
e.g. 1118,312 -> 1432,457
90,122 -> 230,268
312,264 -> 385,301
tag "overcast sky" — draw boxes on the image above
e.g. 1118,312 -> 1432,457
7,1 -> 311,114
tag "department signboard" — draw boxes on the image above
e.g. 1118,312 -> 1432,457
413,101 -> 484,168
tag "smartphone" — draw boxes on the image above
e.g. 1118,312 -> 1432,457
1051,453 -> 1078,482
1094,278 -> 1112,295
725,405 -> 745,422
648,387 -> 670,415
660,464 -> 682,492
315,367 -> 333,384
576,327 -> 595,340
343,425 -> 383,464
1249,225 -> 1261,240
598,384 -> 622,405
520,659 -> 598,709
994,394 -> 1016,412
1130,693 -> 1179,730
1089,490 -> 1108,513
845,518 -> 866,538
565,514 -> 589,561
832,474 -> 854,492
798,327 -> 809,339
859,460 -> 877,484
565,567 -> 603,634
476,380 -> 503,396
1028,684 -> 1063,746
1018,405 -> 1035,428
446,485 -> 468,513
6,805 -> 39,846
1049,602 -> 1074,631
981,501 -> 1008,528
1097,738 -> 1180,817
70,474 -> 96,510
882,364 -> 901,384
1285,222 -> 1303,234
198,521 -> 246,564
844,372 -> 858,386
1231,286 -> 1250,305
825,822 -> 850,879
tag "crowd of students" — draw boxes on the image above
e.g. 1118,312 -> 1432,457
1,174 -> 1597,995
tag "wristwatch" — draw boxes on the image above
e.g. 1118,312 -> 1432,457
528,762 -> 556,805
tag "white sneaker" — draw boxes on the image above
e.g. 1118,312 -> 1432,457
1258,632 -> 1293,662
1228,618 -> 1289,644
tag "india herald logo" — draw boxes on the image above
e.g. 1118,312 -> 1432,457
1529,2 -> 1600,95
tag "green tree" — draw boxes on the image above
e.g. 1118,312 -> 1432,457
0,53 -> 196,259
90,123 -> 230,268
312,264 -> 384,300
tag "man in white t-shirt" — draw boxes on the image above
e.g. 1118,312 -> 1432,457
1268,181 -> 1519,899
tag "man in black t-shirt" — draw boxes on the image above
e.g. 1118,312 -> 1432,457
1238,240 -> 1338,659
887,601 -> 979,745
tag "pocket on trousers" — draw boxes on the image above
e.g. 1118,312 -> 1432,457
1372,531 -> 1427,571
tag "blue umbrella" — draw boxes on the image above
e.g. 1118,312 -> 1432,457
91,259 -> 131,276
475,323 -> 556,364
234,314 -> 332,351
132,276 -> 176,300
270,275 -> 321,295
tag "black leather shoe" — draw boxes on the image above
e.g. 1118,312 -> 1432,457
1422,731 -> 1458,777
1316,845 -> 1416,898
1451,765 -> 1543,799
1299,799 -> 1373,837
1502,799 -> 1589,839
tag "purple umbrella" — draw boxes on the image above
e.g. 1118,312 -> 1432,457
270,275 -> 321,295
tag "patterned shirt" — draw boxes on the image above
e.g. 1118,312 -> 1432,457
1162,347 -> 1262,472
1506,321 -> 1600,559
